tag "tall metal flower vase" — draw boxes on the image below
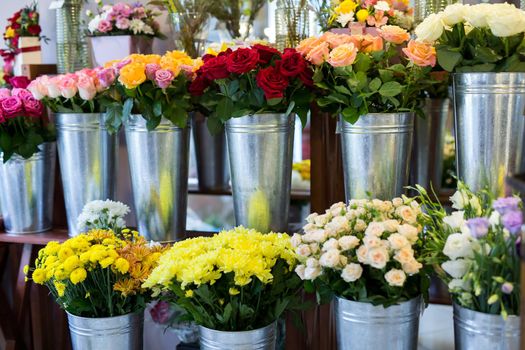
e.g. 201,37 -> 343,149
0,143 -> 56,234
125,115 -> 190,241
335,296 -> 422,350
453,73 -> 525,196
67,311 -> 144,350
55,113 -> 118,236
199,322 -> 277,350
225,114 -> 294,233
340,113 -> 414,201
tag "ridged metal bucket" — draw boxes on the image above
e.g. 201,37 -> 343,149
453,303 -> 520,350
453,73 -> 525,196
67,311 -> 144,350
199,322 -> 277,350
335,296 -> 422,350
125,115 -> 190,241
225,114 -> 294,233
55,113 -> 118,236
340,113 -> 414,200
0,143 -> 56,234
55,0 -> 89,73
192,113 -> 230,192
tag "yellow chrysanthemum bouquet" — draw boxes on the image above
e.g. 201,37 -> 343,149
143,227 -> 304,331
27,229 -> 167,317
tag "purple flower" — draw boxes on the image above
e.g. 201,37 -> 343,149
502,210 -> 523,235
22,95 -> 43,117
97,19 -> 113,33
0,88 -> 11,98
0,96 -> 23,118
115,17 -> 130,30
96,68 -> 116,89
493,197 -> 520,215
154,69 -> 174,89
145,63 -> 161,80
466,217 -> 490,239
149,301 -> 171,324
501,282 -> 514,294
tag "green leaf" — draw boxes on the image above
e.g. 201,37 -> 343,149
378,81 -> 403,97
354,53 -> 371,72
206,117 -> 223,135
334,85 -> 352,95
285,101 -> 295,117
267,97 -> 283,106
378,69 -> 394,82
369,78 -> 382,92
153,100 -> 162,117
342,107 -> 361,124
355,71 -> 368,90
437,46 -> 463,72
146,116 -> 161,131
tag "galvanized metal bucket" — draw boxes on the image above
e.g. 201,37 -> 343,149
55,113 -> 118,236
339,113 -> 414,201
0,143 -> 56,234
453,303 -> 520,350
199,322 -> 277,350
335,296 -> 422,350
125,115 -> 190,241
192,113 -> 230,192
67,311 -> 144,350
453,73 -> 525,196
225,114 -> 294,233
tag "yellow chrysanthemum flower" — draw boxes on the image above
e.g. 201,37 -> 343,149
32,268 -> 46,284
54,281 -> 66,297
356,9 -> 369,23
229,288 -> 240,296
70,267 -> 87,285
115,257 -> 130,274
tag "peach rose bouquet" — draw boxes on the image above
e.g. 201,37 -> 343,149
297,30 -> 436,123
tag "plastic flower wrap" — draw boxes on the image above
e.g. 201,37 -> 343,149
292,198 -> 430,306
77,199 -> 130,235
417,183 -> 521,318
143,227 -> 303,331
26,229 -> 167,317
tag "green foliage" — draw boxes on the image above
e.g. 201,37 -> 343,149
0,117 -> 56,162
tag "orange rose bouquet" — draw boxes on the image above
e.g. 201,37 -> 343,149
298,29 -> 436,123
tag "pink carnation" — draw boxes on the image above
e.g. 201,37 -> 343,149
97,19 -> 113,33
116,17 -> 130,30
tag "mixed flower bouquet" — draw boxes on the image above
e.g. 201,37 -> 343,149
104,52 -> 201,132
190,44 -> 314,133
417,184 -> 521,318
0,83 -> 55,161
414,3 -> 525,72
87,1 -> 162,38
77,200 -> 131,236
297,30 -> 436,123
27,229 -> 167,317
292,198 -> 430,306
2,2 -> 42,51
143,227 -> 303,331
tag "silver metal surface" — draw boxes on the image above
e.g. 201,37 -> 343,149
414,0 -> 455,23
55,113 -> 118,236
453,303 -> 520,350
125,115 -> 190,241
55,0 -> 89,73
199,322 -> 277,350
335,296 -> 422,350
67,311 -> 144,350
192,113 -> 230,192
340,113 -> 414,201
0,143 -> 56,234
411,98 -> 449,191
225,114 -> 294,233
453,73 -> 525,196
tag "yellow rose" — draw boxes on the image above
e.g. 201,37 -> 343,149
336,0 -> 358,14
70,267 -> 87,285
118,62 -> 146,89
356,9 -> 369,23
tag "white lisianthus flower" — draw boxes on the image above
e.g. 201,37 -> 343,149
322,238 -> 340,251
295,265 -> 306,280
489,211 -> 501,227
397,224 -> 419,243
304,266 -> 322,280
385,269 -> 406,287
339,236 -> 360,251
290,233 -> 302,248
388,233 -> 410,250
354,219 -> 367,232
363,235 -> 382,248
396,205 -> 417,224
365,222 -> 385,237
367,247 -> 390,269
375,0 -> 390,11
382,219 -> 399,232
402,259 -> 423,275
394,246 -> 414,264
443,211 -> 465,230
450,190 -> 469,210
443,233 -> 474,260
357,245 -> 369,263
441,3 -> 467,27
341,263 -> 363,282
441,259 -> 470,278
319,249 -> 342,268
464,3 -> 493,28
448,278 -> 470,291
296,244 -> 312,257
306,213 -> 319,224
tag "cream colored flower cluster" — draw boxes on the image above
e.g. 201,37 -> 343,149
291,197 -> 424,288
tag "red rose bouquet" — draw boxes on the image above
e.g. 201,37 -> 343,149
2,2 -> 42,52
190,44 -> 314,133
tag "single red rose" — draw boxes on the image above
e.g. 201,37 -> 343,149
226,48 -> 260,74
11,11 -> 21,22
10,22 -> 21,30
202,54 -> 216,62
252,44 -> 280,65
8,76 -> 31,89
200,55 -> 230,81
27,24 -> 41,36
256,64 -> 289,100
279,48 -> 307,77
299,68 -> 314,87
189,75 -> 210,96
217,48 -> 232,57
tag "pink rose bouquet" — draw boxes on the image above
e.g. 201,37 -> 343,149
297,30 -> 436,123
0,85 -> 55,161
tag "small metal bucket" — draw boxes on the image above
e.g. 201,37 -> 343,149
199,322 -> 277,350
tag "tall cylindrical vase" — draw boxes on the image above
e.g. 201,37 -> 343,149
0,143 -> 56,234
275,0 -> 310,51
192,113 -> 230,192
55,0 -> 89,73
199,322 -> 277,350
340,113 -> 414,201
55,113 -> 118,236
125,115 -> 190,241
169,12 -> 209,58
335,296 -> 422,350
67,311 -> 144,350
225,114 -> 294,233
453,303 -> 520,350
453,73 -> 525,196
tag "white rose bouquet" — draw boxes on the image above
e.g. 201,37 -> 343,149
416,183 -> 521,318
291,197 -> 430,306
414,3 -> 525,72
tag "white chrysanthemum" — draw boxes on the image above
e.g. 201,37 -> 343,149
336,13 -> 355,27
129,19 -> 146,35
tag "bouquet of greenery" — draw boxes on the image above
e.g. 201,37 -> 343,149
143,227 -> 304,331
416,183 -> 521,318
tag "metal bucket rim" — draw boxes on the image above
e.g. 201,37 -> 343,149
199,321 -> 277,335
452,303 -> 520,322
225,113 -> 295,124
335,295 -> 422,309
66,310 -> 144,322
453,72 -> 525,78
54,112 -> 104,117
126,114 -> 189,129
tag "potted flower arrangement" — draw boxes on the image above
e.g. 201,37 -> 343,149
416,183 -> 521,349
414,3 -> 525,196
143,226 -> 303,349
292,198 -> 430,350
297,30 -> 435,200
190,44 -> 313,233
87,2 -> 163,67
28,67 -> 118,236
0,83 -> 56,234
105,52 -> 201,241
